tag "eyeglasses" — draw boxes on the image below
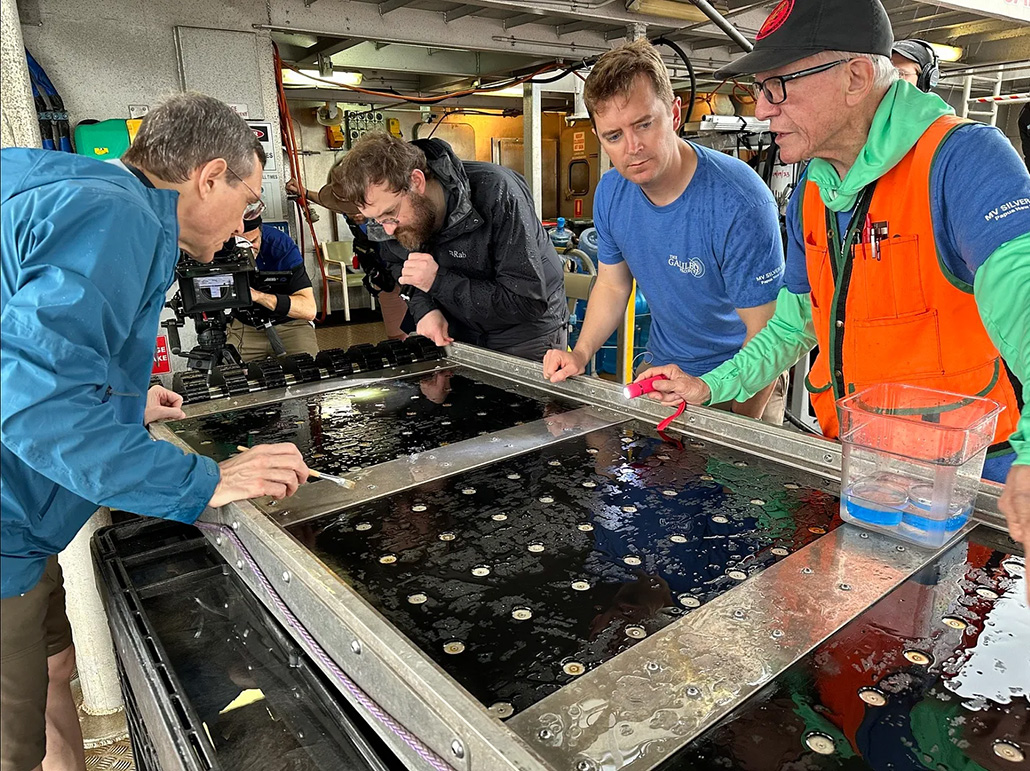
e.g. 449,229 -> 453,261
365,191 -> 408,227
225,165 -> 265,220
748,59 -> 852,105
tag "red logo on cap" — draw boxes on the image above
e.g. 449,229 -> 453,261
756,0 -> 794,40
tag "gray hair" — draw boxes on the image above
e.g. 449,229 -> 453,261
122,92 -> 264,183
824,50 -> 899,90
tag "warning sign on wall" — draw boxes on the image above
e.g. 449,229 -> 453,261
153,335 -> 170,375
573,130 -> 586,153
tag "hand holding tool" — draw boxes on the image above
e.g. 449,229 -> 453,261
236,446 -> 356,490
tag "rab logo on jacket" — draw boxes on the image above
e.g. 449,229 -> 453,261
449,249 -> 469,260
668,255 -> 705,278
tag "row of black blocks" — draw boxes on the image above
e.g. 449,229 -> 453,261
175,336 -> 444,403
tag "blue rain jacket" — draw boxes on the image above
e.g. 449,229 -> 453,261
1,149 -> 220,598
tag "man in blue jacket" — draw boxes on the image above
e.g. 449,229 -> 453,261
1,93 -> 309,771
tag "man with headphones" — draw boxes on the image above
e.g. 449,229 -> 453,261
892,39 -> 940,92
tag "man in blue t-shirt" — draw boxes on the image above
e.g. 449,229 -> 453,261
228,216 -> 319,360
543,39 -> 787,423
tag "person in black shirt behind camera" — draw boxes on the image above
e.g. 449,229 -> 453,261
226,216 -> 320,360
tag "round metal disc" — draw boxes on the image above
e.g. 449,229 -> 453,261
462,488 -> 477,495
804,732 -> 836,755
412,504 -> 427,512
506,473 -> 521,480
491,513 -> 508,521
942,616 -> 968,630
903,650 -> 933,666
355,522 -> 372,531
858,687 -> 888,706
528,543 -> 545,553
571,580 -> 591,591
622,506 -> 638,513
439,532 -> 456,541
512,607 -> 533,621
975,587 -> 999,600
625,625 -> 646,639
712,515 -> 729,524
670,534 -> 688,544
488,702 -> 514,719
539,496 -> 554,504
993,740 -> 1025,763
379,554 -> 397,564
578,524 -> 594,532
771,547 -> 789,556
728,570 -> 747,581
623,556 -> 642,566
407,593 -> 427,605
471,565 -> 491,577
679,595 -> 701,608
443,641 -> 465,655
563,662 -> 585,676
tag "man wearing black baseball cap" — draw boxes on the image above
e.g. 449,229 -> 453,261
633,0 -> 1030,573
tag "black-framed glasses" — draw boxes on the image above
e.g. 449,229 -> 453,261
749,59 -> 852,105
225,165 -> 265,220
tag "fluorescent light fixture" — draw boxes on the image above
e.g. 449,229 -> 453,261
929,43 -> 963,62
626,0 -> 707,23
281,68 -> 363,87
482,85 -> 530,98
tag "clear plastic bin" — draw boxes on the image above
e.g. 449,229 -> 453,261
838,384 -> 1002,548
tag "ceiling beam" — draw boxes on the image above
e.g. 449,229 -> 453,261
299,37 -> 365,64
444,4 -> 480,23
504,12 -> 543,29
379,0 -> 411,15
557,20 -> 595,36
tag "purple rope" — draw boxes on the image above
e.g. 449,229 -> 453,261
197,522 -> 454,771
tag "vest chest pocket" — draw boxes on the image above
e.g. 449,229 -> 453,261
845,308 -> 945,386
851,235 -> 928,320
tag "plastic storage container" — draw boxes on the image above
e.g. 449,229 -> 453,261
838,384 -> 1002,548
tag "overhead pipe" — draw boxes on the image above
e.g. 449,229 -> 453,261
688,0 -> 753,53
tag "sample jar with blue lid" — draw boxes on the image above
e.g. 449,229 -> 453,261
844,477 -> 909,527
902,483 -> 973,532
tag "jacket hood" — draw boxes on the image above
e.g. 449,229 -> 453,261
2,149 -> 156,204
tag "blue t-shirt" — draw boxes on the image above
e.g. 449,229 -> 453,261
255,225 -> 304,272
785,123 -> 1030,292
595,142 -> 785,376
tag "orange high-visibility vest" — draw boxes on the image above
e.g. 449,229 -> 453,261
801,115 -> 1021,449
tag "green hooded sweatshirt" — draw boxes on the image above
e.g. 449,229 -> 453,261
699,81 -> 1030,467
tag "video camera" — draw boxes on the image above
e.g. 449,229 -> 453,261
163,236 -> 255,376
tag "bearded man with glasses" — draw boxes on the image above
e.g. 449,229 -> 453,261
328,132 -> 569,361
632,0 -> 1030,569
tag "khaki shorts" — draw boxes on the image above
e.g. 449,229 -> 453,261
711,370 -> 789,426
227,318 -> 320,362
1,556 -> 74,771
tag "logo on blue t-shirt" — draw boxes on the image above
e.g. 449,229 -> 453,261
667,254 -> 706,278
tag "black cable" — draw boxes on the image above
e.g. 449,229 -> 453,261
784,408 -> 819,434
651,37 -> 696,133
425,108 -> 512,139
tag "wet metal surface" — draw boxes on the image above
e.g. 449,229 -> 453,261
288,424 -> 843,717
664,527 -> 1028,770
167,368 -> 574,477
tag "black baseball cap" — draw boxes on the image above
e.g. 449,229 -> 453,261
892,39 -> 935,68
715,0 -> 894,78
243,214 -> 263,232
